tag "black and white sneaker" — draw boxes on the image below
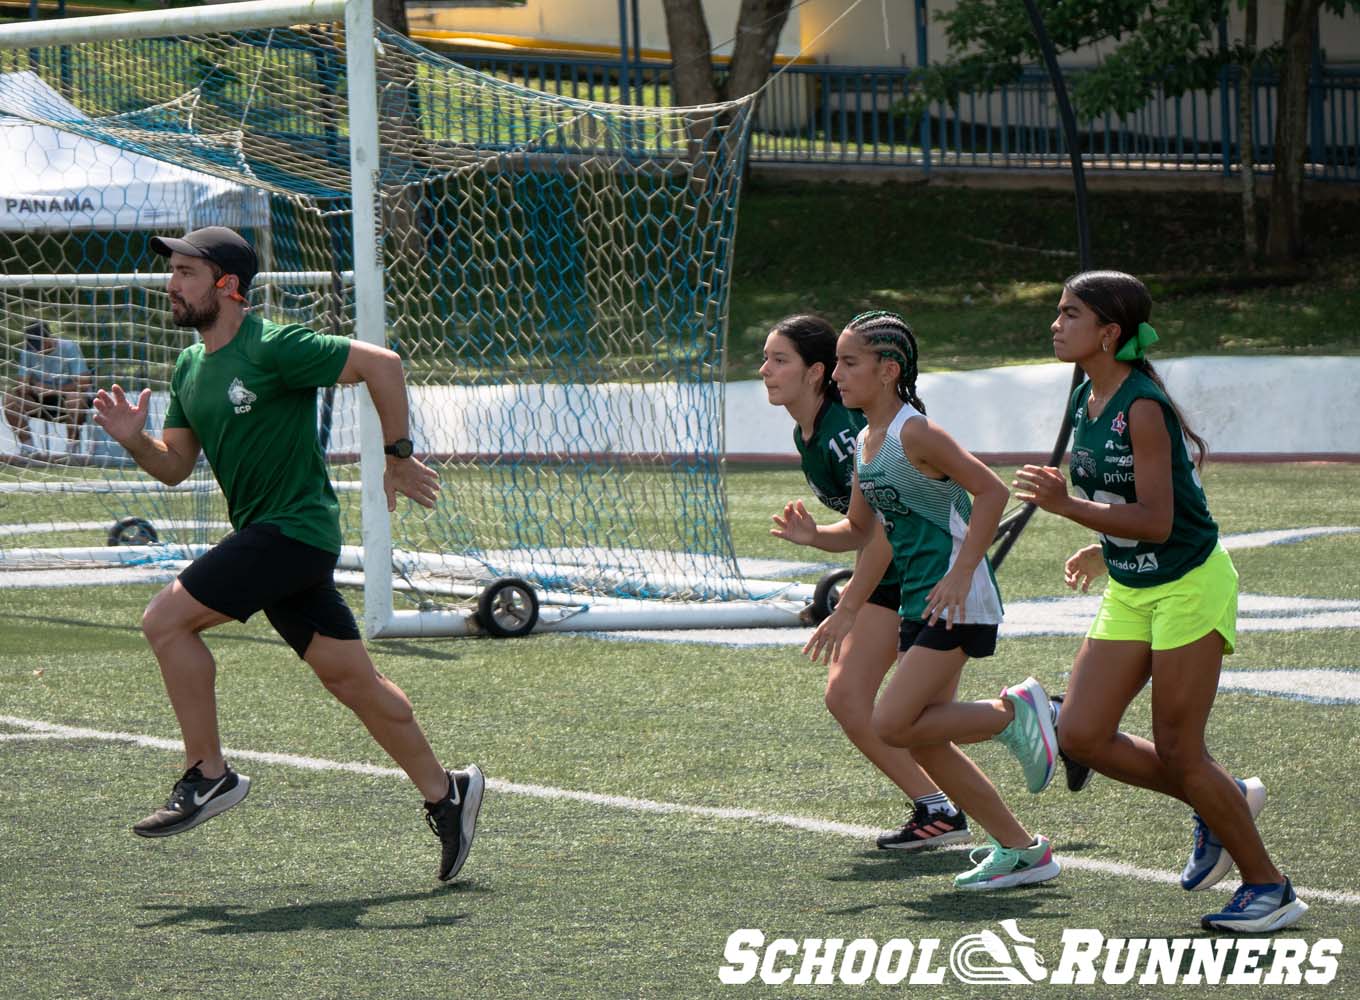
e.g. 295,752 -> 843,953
424,765 -> 484,882
132,761 -> 250,838
876,804 -> 971,851
1049,694 -> 1093,792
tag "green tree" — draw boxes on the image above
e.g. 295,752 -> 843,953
912,0 -> 1356,264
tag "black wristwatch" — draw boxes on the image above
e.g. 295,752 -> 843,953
383,437 -> 414,459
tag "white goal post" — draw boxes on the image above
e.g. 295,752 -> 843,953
0,0 -> 809,636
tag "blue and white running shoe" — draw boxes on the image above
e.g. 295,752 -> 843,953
1181,776 -> 1267,891
1201,877 -> 1308,933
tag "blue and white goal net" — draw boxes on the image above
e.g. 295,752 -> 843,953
0,0 -> 804,634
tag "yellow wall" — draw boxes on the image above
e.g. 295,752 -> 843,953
408,0 -> 804,60
410,0 -> 1360,66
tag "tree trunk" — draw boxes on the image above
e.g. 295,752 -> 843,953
661,0 -> 720,107
372,0 -> 409,37
1238,0 -> 1258,265
1265,0 -> 1322,263
722,0 -> 793,102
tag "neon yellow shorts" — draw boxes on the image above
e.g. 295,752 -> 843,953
1087,542 -> 1238,654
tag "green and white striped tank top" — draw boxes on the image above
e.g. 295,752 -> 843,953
855,404 -> 1004,624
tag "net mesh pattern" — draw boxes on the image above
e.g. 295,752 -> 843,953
0,21 -> 756,602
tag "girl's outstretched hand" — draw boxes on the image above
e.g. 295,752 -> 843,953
803,605 -> 854,664
1013,464 -> 1070,514
922,564 -> 971,628
771,499 -> 819,547
1064,543 -> 1106,592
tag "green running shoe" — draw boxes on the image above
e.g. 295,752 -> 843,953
954,834 -> 1061,891
994,676 -> 1058,793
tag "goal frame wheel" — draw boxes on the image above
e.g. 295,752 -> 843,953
805,568 -> 854,625
475,577 -> 540,638
107,516 -> 159,546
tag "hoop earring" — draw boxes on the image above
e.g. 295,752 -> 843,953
1101,341 -> 1109,353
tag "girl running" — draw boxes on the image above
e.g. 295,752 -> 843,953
761,315 -> 967,852
773,310 -> 1060,890
1013,270 -> 1307,932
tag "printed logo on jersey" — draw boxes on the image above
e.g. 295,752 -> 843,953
1109,552 -> 1160,574
860,480 -> 910,516
1110,411 -> 1127,434
1071,449 -> 1097,481
228,377 -> 257,415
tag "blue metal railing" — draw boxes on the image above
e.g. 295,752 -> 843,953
444,51 -> 1360,183
5,35 -> 1354,183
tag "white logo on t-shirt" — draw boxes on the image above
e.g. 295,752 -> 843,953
228,377 -> 257,415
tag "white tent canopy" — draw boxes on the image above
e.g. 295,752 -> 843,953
0,71 -> 269,233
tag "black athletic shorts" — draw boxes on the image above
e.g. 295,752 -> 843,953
865,582 -> 901,612
898,619 -> 999,658
178,522 -> 360,658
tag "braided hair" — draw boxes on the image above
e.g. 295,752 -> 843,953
769,314 -> 840,402
1064,270 -> 1208,465
846,310 -> 926,414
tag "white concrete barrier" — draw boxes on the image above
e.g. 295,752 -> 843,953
12,356 -> 1351,462
727,356 -> 1360,462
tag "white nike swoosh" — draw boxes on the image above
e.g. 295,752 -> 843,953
193,776 -> 229,806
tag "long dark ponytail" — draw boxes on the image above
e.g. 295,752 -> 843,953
769,314 -> 841,402
1064,270 -> 1208,465
846,310 -> 926,415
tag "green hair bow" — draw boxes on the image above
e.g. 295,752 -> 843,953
1115,322 -> 1159,362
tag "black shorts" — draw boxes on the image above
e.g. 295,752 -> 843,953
865,582 -> 901,612
178,522 -> 360,658
898,619 -> 999,658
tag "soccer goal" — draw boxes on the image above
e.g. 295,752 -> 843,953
0,0 -> 807,636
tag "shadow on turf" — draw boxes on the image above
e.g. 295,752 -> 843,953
0,610 -> 273,648
135,885 -> 485,935
827,841 -> 1105,885
0,609 -> 465,663
826,888 -> 1072,924
0,610 -> 463,660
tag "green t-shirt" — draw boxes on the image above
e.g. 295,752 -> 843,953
794,398 -> 900,591
164,314 -> 352,554
1068,368 -> 1218,587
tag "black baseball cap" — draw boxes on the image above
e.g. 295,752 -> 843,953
23,320 -> 50,349
151,226 -> 258,292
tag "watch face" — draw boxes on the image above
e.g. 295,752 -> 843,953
386,438 -> 413,458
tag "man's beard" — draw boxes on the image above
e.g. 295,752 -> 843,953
171,294 -> 220,330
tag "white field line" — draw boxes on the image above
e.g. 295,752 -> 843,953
0,731 -> 71,741
3,714 -> 1358,908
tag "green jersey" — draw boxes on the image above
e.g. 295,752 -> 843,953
794,398 -> 864,516
794,398 -> 900,590
164,314 -> 352,554
1068,368 -> 1218,587
854,404 -> 1003,623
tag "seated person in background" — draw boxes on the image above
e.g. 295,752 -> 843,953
5,321 -> 92,456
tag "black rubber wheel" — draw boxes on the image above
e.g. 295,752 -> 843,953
806,568 -> 854,625
107,516 -> 158,546
476,577 -> 540,638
